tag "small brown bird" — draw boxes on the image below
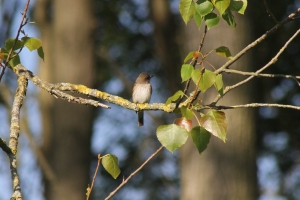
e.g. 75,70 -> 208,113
132,72 -> 153,126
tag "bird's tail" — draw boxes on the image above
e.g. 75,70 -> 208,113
138,111 -> 144,126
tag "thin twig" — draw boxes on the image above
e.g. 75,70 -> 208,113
192,111 -> 200,125
105,146 -> 164,200
197,103 -> 300,111
222,69 -> 300,85
213,29 -> 300,104
263,0 -> 278,23
86,154 -> 101,200
0,0 -> 30,82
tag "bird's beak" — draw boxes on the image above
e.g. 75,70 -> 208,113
150,75 -> 154,78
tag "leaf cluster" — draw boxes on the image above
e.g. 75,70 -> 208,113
0,37 -> 44,67
179,0 -> 247,29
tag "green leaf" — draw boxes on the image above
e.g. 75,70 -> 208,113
215,46 -> 233,59
214,74 -> 224,96
204,13 -> 220,29
8,54 -> 21,68
180,106 -> 194,119
195,0 -> 214,16
181,64 -> 194,82
200,110 -> 228,142
212,0 -> 230,15
194,8 -> 203,29
5,38 -> 23,51
179,0 -> 195,24
229,0 -> 247,14
200,70 -> 216,92
222,10 -> 236,28
37,46 -> 44,61
166,90 -> 184,105
192,69 -> 216,93
184,51 -> 195,63
102,154 -> 121,179
157,124 -> 189,153
190,126 -> 211,154
191,68 -> 201,84
22,37 -> 42,51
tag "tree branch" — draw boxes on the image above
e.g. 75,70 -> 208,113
8,75 -> 28,200
222,69 -> 300,85
197,103 -> 300,111
13,64 -> 176,112
0,138 -> 12,154
213,28 -> 300,104
105,146 -> 164,200
215,8 -> 300,74
13,64 -> 110,109
263,0 -> 278,23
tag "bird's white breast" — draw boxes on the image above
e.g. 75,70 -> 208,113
132,83 -> 152,103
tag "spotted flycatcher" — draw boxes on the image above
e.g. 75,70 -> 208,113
132,72 -> 153,126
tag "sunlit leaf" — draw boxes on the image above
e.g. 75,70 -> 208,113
204,13 -> 220,29
166,90 -> 184,105
22,37 -> 42,51
181,64 -> 194,82
184,51 -> 195,63
212,0 -> 230,15
157,124 -> 189,153
192,69 -> 216,93
195,0 -> 214,16
215,46 -> 233,59
179,0 -> 195,24
200,110 -> 228,142
214,74 -> 224,96
102,154 -> 121,179
190,126 -> 211,154
180,106 -> 194,119
194,9 -> 203,29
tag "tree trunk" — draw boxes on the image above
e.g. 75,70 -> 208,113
34,0 -> 95,199
180,15 -> 258,200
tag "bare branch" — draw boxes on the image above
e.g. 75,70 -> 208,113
105,146 -> 164,200
263,0 -> 279,23
222,69 -> 300,85
197,103 -> 300,111
86,154 -> 101,200
13,64 -> 110,109
215,8 -> 300,74
8,75 -> 28,200
213,29 -> 300,104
